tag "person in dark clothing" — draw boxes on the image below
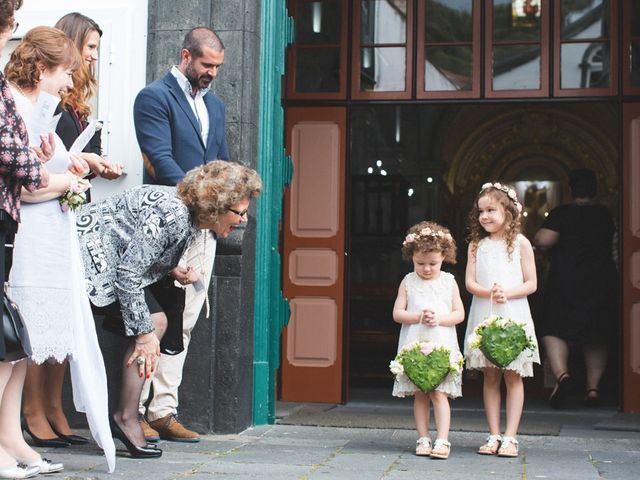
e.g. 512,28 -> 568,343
534,168 -> 617,408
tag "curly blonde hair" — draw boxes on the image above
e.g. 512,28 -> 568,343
177,161 -> 262,227
401,221 -> 457,264
55,13 -> 102,120
0,0 -> 22,33
467,184 -> 522,259
4,26 -> 81,90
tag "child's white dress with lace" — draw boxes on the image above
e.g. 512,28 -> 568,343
463,234 -> 540,377
392,271 -> 462,398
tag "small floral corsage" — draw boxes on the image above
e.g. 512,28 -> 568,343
59,175 -> 91,212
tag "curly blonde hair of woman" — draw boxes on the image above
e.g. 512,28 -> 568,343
4,26 -> 81,90
467,184 -> 522,260
177,160 -> 262,227
401,221 -> 457,264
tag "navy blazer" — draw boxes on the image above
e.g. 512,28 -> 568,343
133,72 -> 229,186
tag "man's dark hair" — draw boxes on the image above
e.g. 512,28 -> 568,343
0,0 -> 23,33
182,27 -> 224,58
569,168 -> 597,199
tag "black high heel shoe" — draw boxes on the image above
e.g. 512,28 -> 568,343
110,418 -> 162,458
21,417 -> 70,448
51,427 -> 90,445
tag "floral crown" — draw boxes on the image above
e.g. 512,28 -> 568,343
481,182 -> 523,214
403,226 -> 453,246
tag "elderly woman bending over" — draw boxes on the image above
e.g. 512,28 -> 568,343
76,160 -> 261,459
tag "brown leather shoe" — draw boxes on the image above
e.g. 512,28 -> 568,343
138,415 -> 160,442
148,414 -> 200,443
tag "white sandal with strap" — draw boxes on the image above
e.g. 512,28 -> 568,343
477,434 -> 502,455
497,436 -> 519,457
415,436 -> 432,456
430,438 -> 451,459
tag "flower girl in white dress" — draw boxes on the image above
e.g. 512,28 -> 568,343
464,183 -> 539,458
391,221 -> 464,460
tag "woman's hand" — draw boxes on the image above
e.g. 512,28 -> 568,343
170,266 -> 199,286
79,153 -> 124,179
68,154 -> 90,177
31,133 -> 55,163
127,332 -> 160,379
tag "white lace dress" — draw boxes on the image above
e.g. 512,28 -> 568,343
7,89 -> 116,472
463,234 -> 540,377
392,271 -> 462,398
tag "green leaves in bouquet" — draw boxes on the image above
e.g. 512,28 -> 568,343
479,318 -> 532,368
401,347 -> 451,394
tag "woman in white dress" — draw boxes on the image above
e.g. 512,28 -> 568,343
4,26 -> 115,473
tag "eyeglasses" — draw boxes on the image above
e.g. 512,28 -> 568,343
12,21 -> 19,33
227,207 -> 248,218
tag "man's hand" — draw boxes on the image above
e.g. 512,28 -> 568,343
170,266 -> 199,286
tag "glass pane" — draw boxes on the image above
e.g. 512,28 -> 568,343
425,46 -> 472,91
493,0 -> 541,43
295,1 -> 341,45
492,44 -> 541,90
360,47 -> 406,91
425,0 -> 473,43
632,41 -> 640,87
295,47 -> 340,92
561,0 -> 607,40
632,1 -> 640,37
560,42 -> 609,88
361,0 -> 407,44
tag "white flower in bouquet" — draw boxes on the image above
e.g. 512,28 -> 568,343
59,176 -> 91,212
389,360 -> 404,376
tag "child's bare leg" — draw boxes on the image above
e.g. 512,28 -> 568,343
483,368 -> 502,435
430,391 -> 450,440
413,392 -> 430,438
503,370 -> 524,437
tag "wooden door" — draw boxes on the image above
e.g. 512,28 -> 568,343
280,107 -> 346,402
622,103 -> 640,412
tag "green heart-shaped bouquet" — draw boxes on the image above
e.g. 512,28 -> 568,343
469,315 -> 537,368
390,341 -> 464,393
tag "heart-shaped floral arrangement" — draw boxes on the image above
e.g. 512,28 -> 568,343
468,315 -> 536,368
390,341 -> 464,393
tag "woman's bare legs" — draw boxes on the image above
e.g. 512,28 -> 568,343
483,368 -> 502,436
0,361 -> 40,463
584,343 -> 608,397
112,312 -> 167,447
413,392 -> 430,438
542,335 -> 570,380
22,363 -> 59,439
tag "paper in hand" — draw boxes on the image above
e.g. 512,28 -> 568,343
26,91 -> 61,146
69,118 -> 98,154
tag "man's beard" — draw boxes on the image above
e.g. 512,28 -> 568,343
185,61 -> 213,90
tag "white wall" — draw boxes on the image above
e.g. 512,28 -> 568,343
1,0 -> 148,200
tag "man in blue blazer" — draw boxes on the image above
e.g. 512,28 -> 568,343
133,27 -> 229,443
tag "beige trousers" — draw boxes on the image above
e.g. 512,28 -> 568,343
140,231 -> 217,421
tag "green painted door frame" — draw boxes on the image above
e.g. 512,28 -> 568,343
253,0 -> 293,425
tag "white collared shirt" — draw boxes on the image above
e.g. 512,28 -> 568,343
171,65 -> 209,143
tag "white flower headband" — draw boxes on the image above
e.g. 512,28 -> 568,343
403,226 -> 453,246
481,182 -> 523,214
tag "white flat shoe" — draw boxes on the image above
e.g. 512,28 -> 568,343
17,458 -> 63,474
0,462 -> 39,479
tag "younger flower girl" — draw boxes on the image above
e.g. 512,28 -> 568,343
391,221 -> 464,459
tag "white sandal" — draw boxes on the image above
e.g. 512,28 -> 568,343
477,434 -> 502,455
415,436 -> 432,456
497,436 -> 519,457
430,438 -> 451,459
